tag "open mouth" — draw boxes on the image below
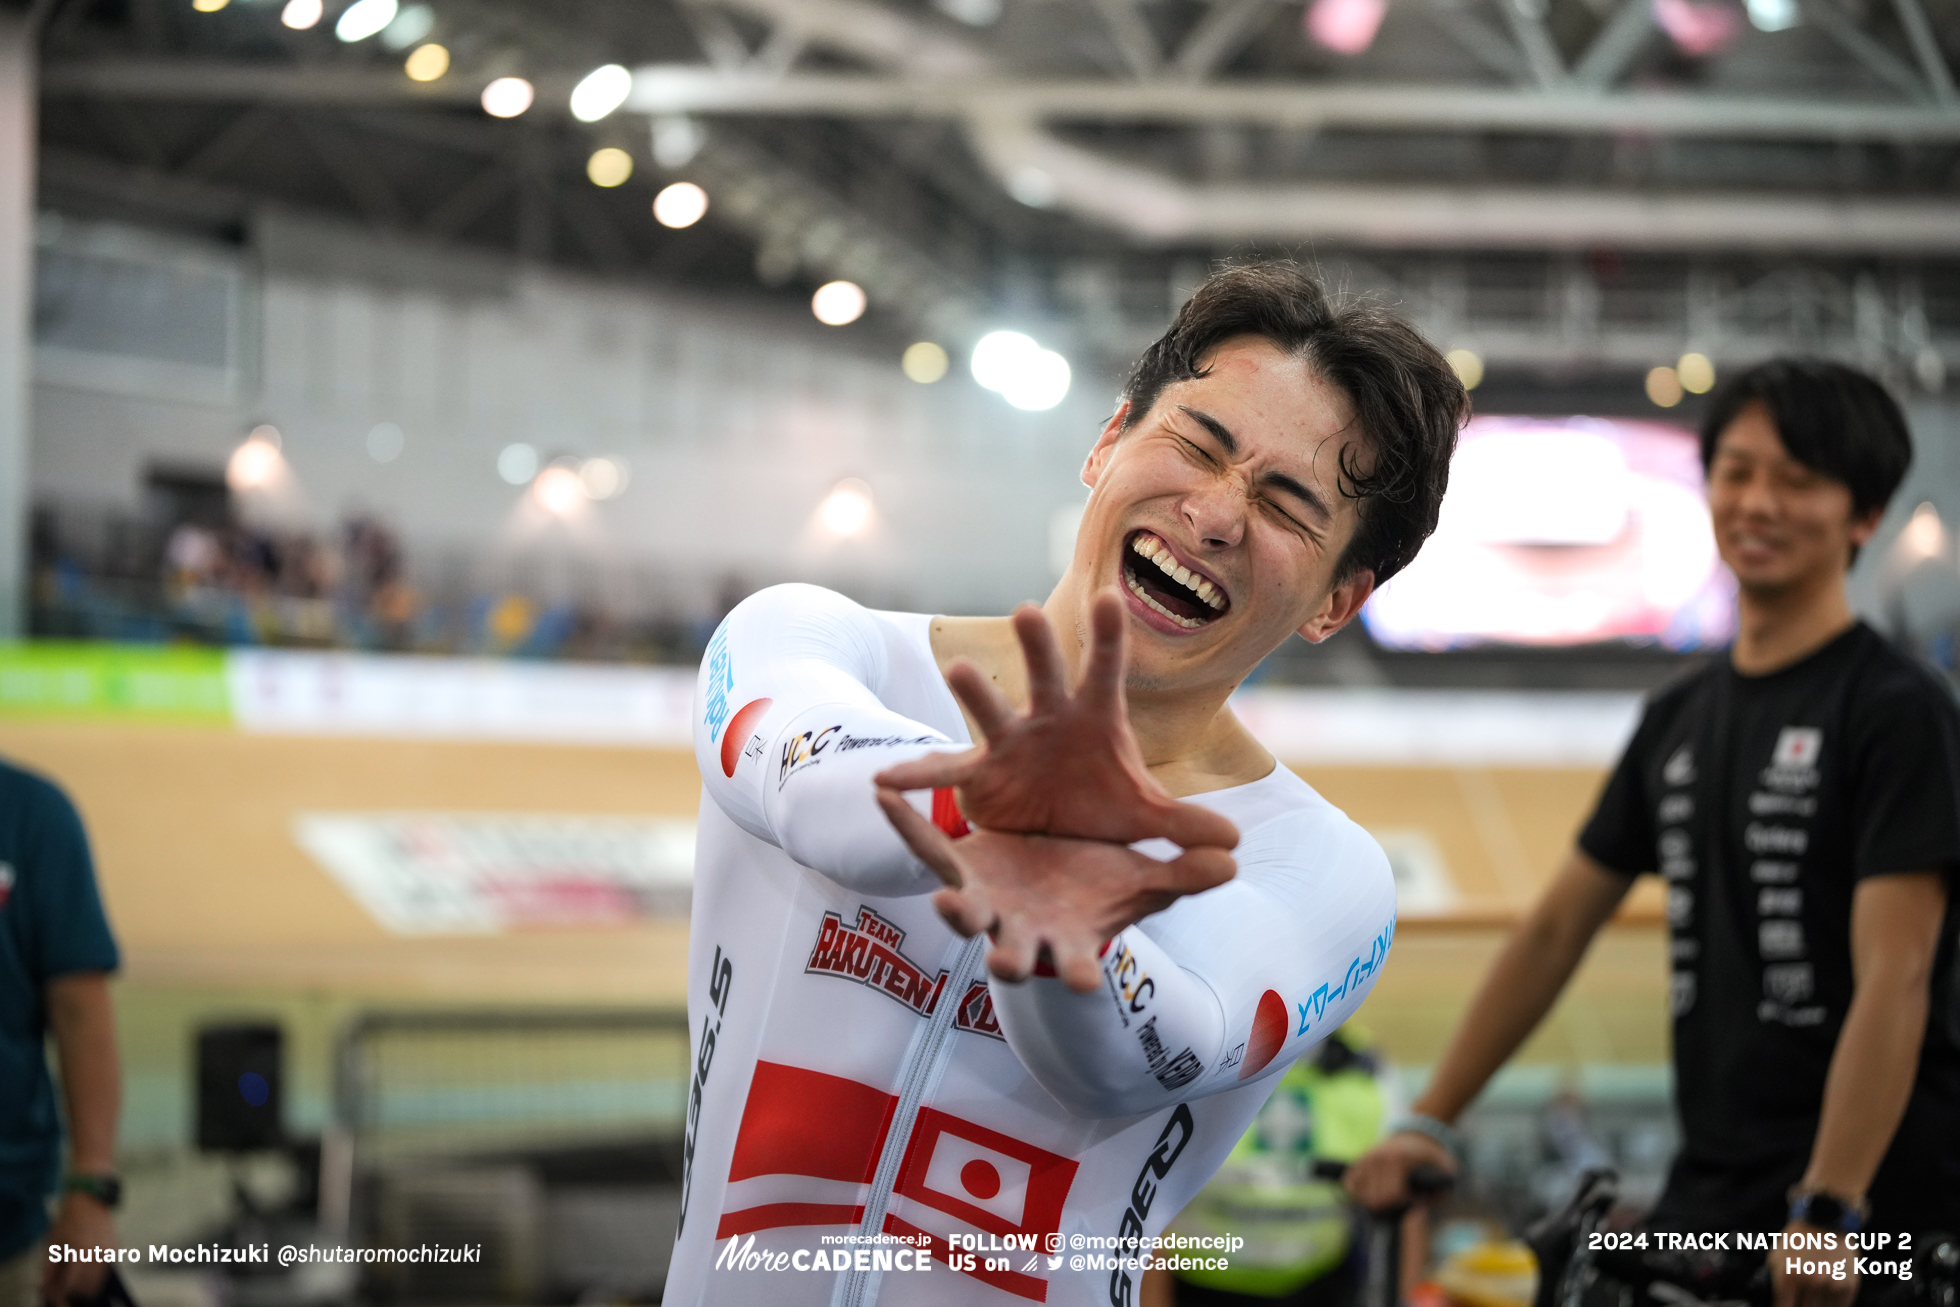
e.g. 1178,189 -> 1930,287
1122,530 -> 1229,630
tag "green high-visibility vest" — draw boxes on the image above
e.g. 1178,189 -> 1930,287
1170,1049 -> 1387,1298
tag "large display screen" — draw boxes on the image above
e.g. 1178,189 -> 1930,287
1362,415 -> 1736,651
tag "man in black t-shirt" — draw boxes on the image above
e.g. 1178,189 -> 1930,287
1346,360 -> 1960,1307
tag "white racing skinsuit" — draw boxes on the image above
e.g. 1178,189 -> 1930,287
669,584 -> 1397,1307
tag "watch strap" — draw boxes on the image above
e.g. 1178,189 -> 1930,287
63,1172 -> 122,1209
1389,1112 -> 1466,1165
1788,1189 -> 1864,1234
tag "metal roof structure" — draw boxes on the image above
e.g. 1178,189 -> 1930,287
26,0 -> 1960,388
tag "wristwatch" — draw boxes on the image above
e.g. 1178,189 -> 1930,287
1788,1188 -> 1864,1234
63,1172 -> 122,1210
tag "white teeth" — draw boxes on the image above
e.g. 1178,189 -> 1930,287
1126,532 -> 1228,615
1125,572 -> 1205,628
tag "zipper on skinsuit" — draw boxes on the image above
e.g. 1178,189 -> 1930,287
833,934 -> 986,1307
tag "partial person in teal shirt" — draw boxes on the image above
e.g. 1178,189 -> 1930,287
0,760 -> 123,1307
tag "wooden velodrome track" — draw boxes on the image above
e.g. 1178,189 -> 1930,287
0,720 -> 1669,1144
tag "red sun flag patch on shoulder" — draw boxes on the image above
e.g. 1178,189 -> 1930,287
720,698 -> 773,778
1238,988 -> 1290,1080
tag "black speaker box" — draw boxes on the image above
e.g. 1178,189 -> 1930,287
195,1023 -> 284,1151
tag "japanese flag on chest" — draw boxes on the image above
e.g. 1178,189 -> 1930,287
1773,727 -> 1822,769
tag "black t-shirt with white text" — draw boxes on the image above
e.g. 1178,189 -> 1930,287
1580,622 -> 1960,1232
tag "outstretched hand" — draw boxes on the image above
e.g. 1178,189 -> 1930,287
876,787 -> 1236,992
873,591 -> 1240,852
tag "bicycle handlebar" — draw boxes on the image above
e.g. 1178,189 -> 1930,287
1310,1159 -> 1455,1203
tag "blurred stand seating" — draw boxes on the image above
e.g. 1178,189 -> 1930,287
28,486 -> 708,664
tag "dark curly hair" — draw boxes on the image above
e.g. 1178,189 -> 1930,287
1121,261 -> 1467,586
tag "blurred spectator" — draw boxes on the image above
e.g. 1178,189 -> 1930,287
0,761 -> 123,1307
1148,1026 -> 1391,1307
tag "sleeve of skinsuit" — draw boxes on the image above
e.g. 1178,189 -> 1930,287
989,804 -> 1399,1118
693,583 -> 970,898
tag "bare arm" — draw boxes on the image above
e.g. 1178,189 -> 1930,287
1345,849 -> 1632,1208
41,972 -> 122,1305
1769,871 -> 1947,1307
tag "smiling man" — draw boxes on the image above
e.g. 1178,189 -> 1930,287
1348,359 -> 1960,1307
666,263 -> 1465,1306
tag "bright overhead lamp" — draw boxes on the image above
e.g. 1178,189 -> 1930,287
379,2 -> 433,50
971,331 -> 1071,411
570,64 -> 633,123
497,443 -> 539,486
192,0 -> 229,12
902,342 -> 949,384
587,148 -> 634,188
532,466 -> 586,516
280,0 -> 321,28
403,42 -> 448,81
335,0 -> 397,42
811,281 -> 867,327
818,479 -> 876,538
481,77 -> 534,119
1677,352 -> 1716,394
653,182 -> 708,228
578,457 -> 630,500
1646,365 -> 1685,408
1304,0 -> 1388,54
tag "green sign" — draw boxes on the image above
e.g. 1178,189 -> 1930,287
0,643 -> 231,721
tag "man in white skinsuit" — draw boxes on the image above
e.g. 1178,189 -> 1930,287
671,262 -> 1467,1307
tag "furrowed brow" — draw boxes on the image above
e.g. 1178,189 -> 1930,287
1176,406 -> 1238,456
1263,471 -> 1332,524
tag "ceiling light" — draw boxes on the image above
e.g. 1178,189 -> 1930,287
1305,0 -> 1388,54
1007,167 -> 1057,208
192,0 -> 229,12
366,423 -> 404,464
933,0 -> 1002,25
533,466 -> 586,516
818,478 -> 875,537
403,42 -> 448,81
578,457 -> 629,500
970,331 -> 1072,410
1004,350 -> 1071,411
497,443 -> 539,486
1445,348 -> 1484,390
651,116 -> 704,168
1654,0 -> 1739,55
280,0 -> 321,27
227,435 -> 283,490
1646,365 -> 1684,408
335,0 -> 397,42
812,281 -> 867,327
249,423 -> 283,449
902,342 -> 950,384
971,331 -> 1038,391
379,3 -> 433,50
1746,0 -> 1799,29
1898,502 -> 1945,563
570,64 -> 633,124
653,181 -> 707,228
587,147 -> 634,188
1677,352 -> 1716,395
481,77 -> 534,119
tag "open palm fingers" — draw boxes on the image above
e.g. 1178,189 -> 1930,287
873,747 -> 979,794
1152,798 -> 1242,852
876,787 -> 966,888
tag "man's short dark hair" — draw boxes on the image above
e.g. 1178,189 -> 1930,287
1699,358 -> 1912,520
1121,261 -> 1467,586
